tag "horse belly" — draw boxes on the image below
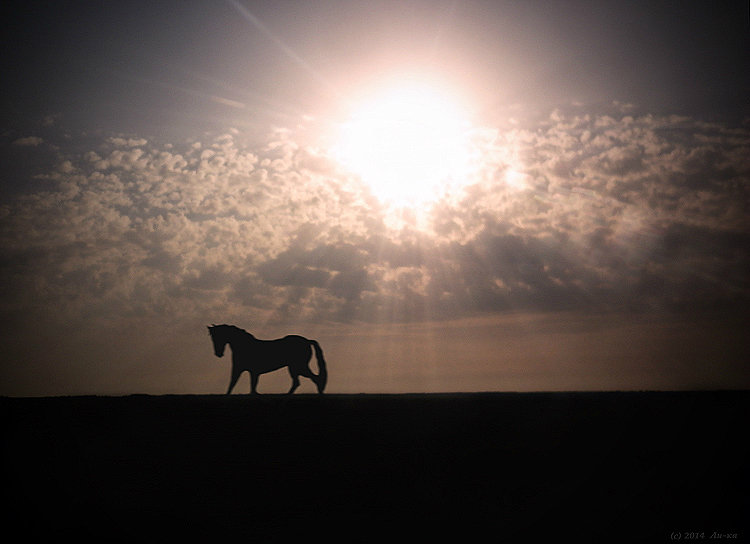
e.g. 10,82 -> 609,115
252,337 -> 310,373
254,358 -> 289,374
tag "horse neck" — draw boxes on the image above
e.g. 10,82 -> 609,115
226,327 -> 255,349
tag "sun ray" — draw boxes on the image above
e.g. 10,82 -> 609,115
226,0 -> 338,97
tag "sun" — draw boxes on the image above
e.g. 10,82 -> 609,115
332,78 -> 473,206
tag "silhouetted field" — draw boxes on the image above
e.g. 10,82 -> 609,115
3,392 -> 747,542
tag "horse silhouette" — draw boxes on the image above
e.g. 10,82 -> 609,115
207,324 -> 327,394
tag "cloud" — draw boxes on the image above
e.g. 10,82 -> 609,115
109,137 -> 149,147
1,105 -> 749,395
1,106 -> 748,337
436,106 -> 750,314
12,136 -> 43,146
0,129 -> 379,328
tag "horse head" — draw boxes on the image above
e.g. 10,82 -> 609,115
207,324 -> 227,358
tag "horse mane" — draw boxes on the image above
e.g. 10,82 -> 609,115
216,324 -> 255,340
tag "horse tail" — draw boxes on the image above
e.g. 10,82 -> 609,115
310,340 -> 327,393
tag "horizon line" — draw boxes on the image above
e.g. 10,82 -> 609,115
3,389 -> 748,400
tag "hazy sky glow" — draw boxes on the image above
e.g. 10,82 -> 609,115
1,1 -> 748,395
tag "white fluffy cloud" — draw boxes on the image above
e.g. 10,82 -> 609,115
1,108 -> 748,333
0,128 -> 378,327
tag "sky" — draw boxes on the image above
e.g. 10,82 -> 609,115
1,0 -> 748,396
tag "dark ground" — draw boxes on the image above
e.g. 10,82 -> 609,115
2,392 -> 747,542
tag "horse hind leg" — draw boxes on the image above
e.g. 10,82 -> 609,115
287,370 -> 301,395
297,366 -> 321,392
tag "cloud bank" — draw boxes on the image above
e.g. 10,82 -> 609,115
3,107 -> 747,325
1,105 -> 748,394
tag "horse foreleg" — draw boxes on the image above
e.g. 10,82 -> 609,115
249,373 -> 260,395
227,368 -> 241,395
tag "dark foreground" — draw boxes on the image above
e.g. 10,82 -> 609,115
3,392 -> 747,542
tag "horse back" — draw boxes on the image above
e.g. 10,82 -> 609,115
259,334 -> 311,357
281,334 -> 308,341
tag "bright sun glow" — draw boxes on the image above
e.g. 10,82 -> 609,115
333,79 -> 473,206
